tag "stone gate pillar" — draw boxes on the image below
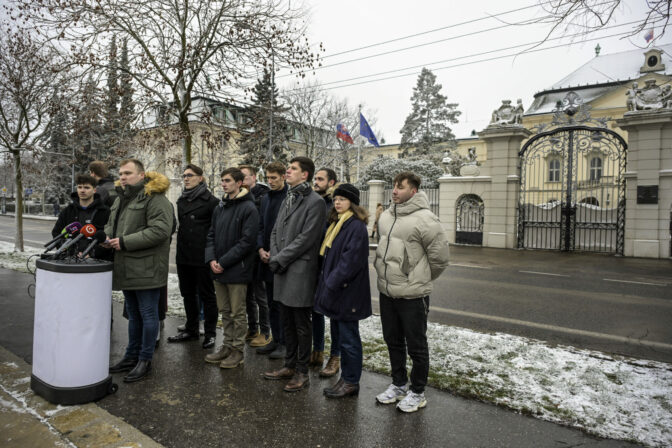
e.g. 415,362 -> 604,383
367,180 -> 386,233
477,126 -> 532,248
616,109 -> 672,258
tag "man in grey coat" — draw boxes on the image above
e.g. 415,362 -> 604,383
263,157 -> 326,392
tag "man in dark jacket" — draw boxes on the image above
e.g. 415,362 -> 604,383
263,157 -> 326,392
104,159 -> 174,383
51,174 -> 112,260
255,162 -> 288,359
204,167 -> 259,369
239,164 -> 271,347
167,164 -> 219,349
88,160 -> 117,208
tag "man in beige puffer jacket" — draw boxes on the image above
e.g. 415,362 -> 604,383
373,171 -> 449,413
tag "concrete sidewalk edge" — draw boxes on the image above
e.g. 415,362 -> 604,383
0,344 -> 163,448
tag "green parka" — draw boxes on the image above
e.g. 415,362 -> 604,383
105,172 -> 174,291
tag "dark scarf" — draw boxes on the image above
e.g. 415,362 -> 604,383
285,181 -> 311,212
181,181 -> 208,202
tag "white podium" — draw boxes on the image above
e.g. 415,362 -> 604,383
31,258 -> 117,405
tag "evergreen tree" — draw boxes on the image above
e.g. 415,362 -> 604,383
399,68 -> 461,159
71,75 -> 104,171
105,35 -> 119,142
116,38 -> 135,163
238,69 -> 288,166
46,97 -> 72,197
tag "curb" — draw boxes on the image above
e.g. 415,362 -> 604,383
0,345 -> 163,448
0,213 -> 58,222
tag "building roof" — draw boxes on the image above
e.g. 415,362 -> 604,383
526,44 -> 672,115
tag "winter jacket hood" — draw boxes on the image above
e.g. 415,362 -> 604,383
114,171 -> 170,197
374,191 -> 450,299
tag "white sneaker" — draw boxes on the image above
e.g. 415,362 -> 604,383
376,384 -> 408,404
199,321 -> 205,335
396,391 -> 427,413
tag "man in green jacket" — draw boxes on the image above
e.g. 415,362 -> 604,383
104,158 -> 174,383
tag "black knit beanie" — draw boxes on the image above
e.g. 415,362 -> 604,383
333,183 -> 360,206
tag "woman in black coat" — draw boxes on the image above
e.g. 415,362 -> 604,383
314,184 -> 372,399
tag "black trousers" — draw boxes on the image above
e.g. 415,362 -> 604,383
280,303 -> 312,374
379,293 -> 430,394
265,281 -> 284,345
176,264 -> 218,338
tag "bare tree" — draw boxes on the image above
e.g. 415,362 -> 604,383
0,27 -> 69,251
535,1 -> 670,43
21,0 -> 319,167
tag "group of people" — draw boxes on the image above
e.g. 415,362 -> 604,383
54,155 -> 449,413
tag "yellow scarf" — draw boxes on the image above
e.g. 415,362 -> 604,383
320,210 -> 354,256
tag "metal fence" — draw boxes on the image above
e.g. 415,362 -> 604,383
359,186 -> 369,208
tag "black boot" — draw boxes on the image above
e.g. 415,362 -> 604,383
123,360 -> 152,383
109,357 -> 138,373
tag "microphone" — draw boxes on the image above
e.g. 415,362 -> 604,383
79,230 -> 107,260
54,224 -> 96,257
44,222 -> 82,251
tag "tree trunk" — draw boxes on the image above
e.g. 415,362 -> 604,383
180,114 -> 192,167
12,150 -> 24,252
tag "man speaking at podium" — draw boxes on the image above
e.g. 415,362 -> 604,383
103,158 -> 173,383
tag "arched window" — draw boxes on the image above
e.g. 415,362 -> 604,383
548,159 -> 560,182
590,157 -> 602,181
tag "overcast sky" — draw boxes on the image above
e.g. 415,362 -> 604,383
275,0 -> 668,145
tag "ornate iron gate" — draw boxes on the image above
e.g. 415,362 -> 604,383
517,96 -> 627,254
456,194 -> 484,245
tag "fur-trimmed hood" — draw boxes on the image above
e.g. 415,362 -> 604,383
114,171 -> 170,196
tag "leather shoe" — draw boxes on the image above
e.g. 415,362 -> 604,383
283,372 -> 310,392
324,379 -> 359,398
167,331 -> 199,343
109,357 -> 138,373
263,366 -> 295,380
202,336 -> 216,349
123,360 -> 151,383
256,341 -> 278,355
323,377 -> 344,396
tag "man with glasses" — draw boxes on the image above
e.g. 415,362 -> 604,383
167,164 -> 219,349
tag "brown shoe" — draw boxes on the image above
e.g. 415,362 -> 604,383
263,366 -> 295,380
283,372 -> 310,392
319,355 -> 340,377
245,329 -> 260,341
308,350 -> 324,367
219,350 -> 244,369
324,379 -> 359,399
250,333 -> 272,347
205,345 -> 231,364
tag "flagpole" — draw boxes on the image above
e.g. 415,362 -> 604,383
357,104 -> 362,183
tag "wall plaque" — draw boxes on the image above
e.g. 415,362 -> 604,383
637,185 -> 658,204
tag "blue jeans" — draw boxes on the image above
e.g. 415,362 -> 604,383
312,310 -> 325,351
123,289 -> 160,361
329,319 -> 341,357
335,320 -> 362,384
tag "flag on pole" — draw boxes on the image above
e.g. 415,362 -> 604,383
644,29 -> 654,43
359,113 -> 380,147
336,123 -> 354,144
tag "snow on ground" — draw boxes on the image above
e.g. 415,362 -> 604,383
2,245 -> 671,447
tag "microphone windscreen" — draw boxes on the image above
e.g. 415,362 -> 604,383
81,224 -> 97,238
94,231 -> 107,243
66,221 -> 82,234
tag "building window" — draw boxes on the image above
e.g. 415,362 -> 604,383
548,159 -> 560,182
590,157 -> 602,181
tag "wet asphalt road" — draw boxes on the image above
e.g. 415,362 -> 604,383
0,268 -> 639,447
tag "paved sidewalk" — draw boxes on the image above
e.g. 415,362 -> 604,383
0,267 -> 641,447
0,345 -> 162,448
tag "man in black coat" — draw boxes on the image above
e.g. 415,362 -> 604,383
204,168 -> 259,369
167,164 -> 219,349
51,174 -> 112,260
255,162 -> 288,359
239,164 -> 272,347
88,160 -> 117,208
